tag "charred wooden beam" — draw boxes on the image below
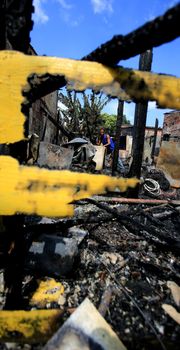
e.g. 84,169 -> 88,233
112,100 -> 124,175
86,198 -> 180,255
0,1 -> 7,50
129,102 -> 148,173
151,118 -> 159,161
2,216 -> 26,310
83,4 -> 180,65
0,0 -> 34,310
2,0 -> 34,53
25,4 -> 180,101
128,50 -> 153,197
40,100 -> 75,139
87,197 -> 180,205
134,259 -> 180,284
25,73 -> 66,103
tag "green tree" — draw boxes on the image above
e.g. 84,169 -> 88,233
101,113 -> 131,135
101,113 -> 116,135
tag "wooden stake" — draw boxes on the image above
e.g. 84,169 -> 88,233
129,49 -> 153,196
151,118 -> 158,162
112,100 -> 124,175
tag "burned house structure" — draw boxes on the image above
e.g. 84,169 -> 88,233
0,1 -> 180,349
1,2 -> 60,147
162,110 -> 180,141
1,23 -> 64,165
28,47 -> 59,144
157,110 -> 180,188
119,124 -> 162,163
119,111 -> 180,164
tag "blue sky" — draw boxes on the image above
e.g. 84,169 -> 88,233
31,0 -> 180,126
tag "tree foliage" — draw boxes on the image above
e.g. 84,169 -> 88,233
58,89 -> 109,141
101,113 -> 131,135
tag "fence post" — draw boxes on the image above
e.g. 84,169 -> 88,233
112,100 -> 124,175
129,49 -> 153,196
151,118 -> 159,162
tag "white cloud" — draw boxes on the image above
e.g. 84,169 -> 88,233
33,0 -> 49,24
91,0 -> 113,14
56,0 -> 82,27
62,11 -> 83,27
33,0 -> 82,28
57,0 -> 73,10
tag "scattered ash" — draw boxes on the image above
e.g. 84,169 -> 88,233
0,202 -> 180,350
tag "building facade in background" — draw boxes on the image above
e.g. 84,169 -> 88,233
119,124 -> 162,162
162,110 -> 180,141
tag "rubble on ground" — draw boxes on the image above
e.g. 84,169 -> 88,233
0,136 -> 180,350
0,186 -> 179,349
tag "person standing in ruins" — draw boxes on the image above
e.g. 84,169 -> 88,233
97,127 -> 125,173
97,127 -> 114,155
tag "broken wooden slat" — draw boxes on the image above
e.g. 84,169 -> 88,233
94,197 -> 180,206
167,281 -> 180,307
0,309 -> 63,343
112,100 -> 124,175
86,198 -> 180,254
43,298 -> 126,350
0,51 -> 179,143
0,156 -> 138,216
162,304 -> 180,325
98,287 -> 113,318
